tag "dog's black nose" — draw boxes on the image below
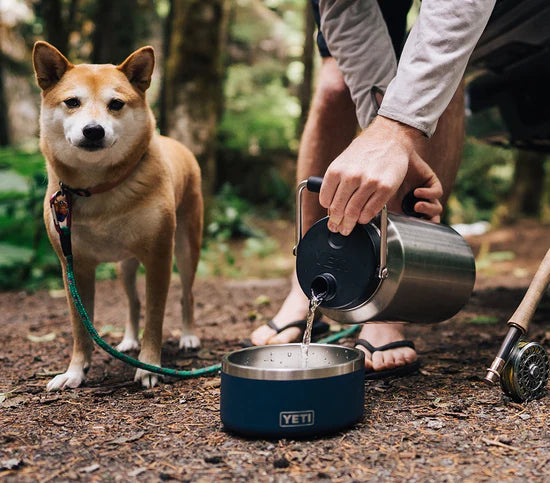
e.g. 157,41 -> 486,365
82,123 -> 105,141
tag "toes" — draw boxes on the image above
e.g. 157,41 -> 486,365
134,369 -> 161,388
179,334 -> 201,351
116,338 -> 140,352
250,325 -> 277,346
402,348 -> 418,365
371,351 -> 387,371
356,345 -> 374,371
47,369 -> 86,391
393,351 -> 407,368
370,348 -> 417,371
268,327 -> 302,345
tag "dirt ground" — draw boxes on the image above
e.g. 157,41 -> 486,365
1,219 -> 550,482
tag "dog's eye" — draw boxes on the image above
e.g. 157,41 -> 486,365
108,99 -> 125,111
64,98 -> 80,109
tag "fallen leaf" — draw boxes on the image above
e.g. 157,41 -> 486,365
27,332 -> 56,342
513,267 -> 529,278
1,395 -> 25,408
488,251 -> 516,262
48,289 -> 65,299
254,294 -> 271,306
204,378 -> 221,388
466,315 -> 499,325
108,431 -> 145,444
128,468 -> 147,477
79,464 -> 100,473
98,325 -> 124,336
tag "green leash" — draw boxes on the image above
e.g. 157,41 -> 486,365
64,242 -> 221,377
53,188 -> 360,379
64,241 -> 359,378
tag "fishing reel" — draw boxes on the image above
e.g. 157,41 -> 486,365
499,338 -> 549,402
485,248 -> 550,402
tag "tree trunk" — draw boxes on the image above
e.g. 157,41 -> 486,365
163,0 -> 229,202
0,35 -> 10,146
37,0 -> 78,56
39,0 -> 69,55
298,0 -> 315,137
158,0 -> 174,135
505,150 -> 546,219
91,0 -> 139,64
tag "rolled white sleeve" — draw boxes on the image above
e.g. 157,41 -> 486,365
320,0 -> 496,137
319,0 -> 397,130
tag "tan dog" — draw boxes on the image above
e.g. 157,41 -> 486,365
32,41 -> 203,390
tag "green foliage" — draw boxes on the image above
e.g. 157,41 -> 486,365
206,183 -> 262,241
200,183 -> 281,278
219,0 -> 305,155
447,138 -> 515,224
219,63 -> 300,153
0,147 -> 59,290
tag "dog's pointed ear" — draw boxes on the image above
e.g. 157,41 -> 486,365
118,46 -> 155,93
32,41 -> 73,90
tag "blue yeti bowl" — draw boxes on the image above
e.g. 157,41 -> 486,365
220,344 -> 365,438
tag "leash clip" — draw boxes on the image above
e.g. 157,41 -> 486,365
50,189 -> 72,234
49,189 -> 73,257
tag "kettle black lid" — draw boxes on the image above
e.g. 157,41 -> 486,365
296,217 -> 380,310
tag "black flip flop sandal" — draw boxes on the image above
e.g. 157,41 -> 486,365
355,339 -> 420,380
241,319 -> 330,348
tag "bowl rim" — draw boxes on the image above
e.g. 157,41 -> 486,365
221,343 -> 365,381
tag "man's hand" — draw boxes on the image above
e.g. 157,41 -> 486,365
319,116 -> 443,235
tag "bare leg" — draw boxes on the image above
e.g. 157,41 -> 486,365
251,64 -> 465,375
116,257 -> 141,352
357,82 -> 465,372
250,57 -> 357,345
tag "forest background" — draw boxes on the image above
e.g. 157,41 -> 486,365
0,0 -> 549,291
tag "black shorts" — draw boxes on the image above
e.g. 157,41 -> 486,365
311,0 -> 413,59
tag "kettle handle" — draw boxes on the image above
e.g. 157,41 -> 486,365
293,177 -> 389,280
402,191 -> 428,219
306,176 -> 323,193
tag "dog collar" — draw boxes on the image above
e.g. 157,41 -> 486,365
58,153 -> 145,197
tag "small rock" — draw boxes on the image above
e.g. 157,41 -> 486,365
427,419 -> 445,429
204,455 -> 223,464
128,468 -> 147,477
273,457 -> 290,468
519,413 -> 531,420
0,458 -> 23,470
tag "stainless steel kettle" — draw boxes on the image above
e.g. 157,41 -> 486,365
294,177 -> 476,324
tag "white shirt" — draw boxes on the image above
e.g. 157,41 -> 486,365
319,0 -> 496,137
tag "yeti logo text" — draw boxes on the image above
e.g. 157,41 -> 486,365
279,410 -> 315,427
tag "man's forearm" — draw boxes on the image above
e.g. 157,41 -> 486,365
379,0 -> 495,137
319,0 -> 496,136
319,0 -> 397,130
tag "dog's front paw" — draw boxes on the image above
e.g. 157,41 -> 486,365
179,334 -> 201,351
47,368 -> 86,391
134,368 -> 162,388
116,337 -> 140,352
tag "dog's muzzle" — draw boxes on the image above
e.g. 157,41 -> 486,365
79,123 -> 105,150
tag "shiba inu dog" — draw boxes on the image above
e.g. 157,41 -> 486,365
32,41 -> 203,390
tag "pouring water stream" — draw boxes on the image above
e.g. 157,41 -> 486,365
301,291 -> 324,367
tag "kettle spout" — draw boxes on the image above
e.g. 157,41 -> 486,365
311,273 -> 337,302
